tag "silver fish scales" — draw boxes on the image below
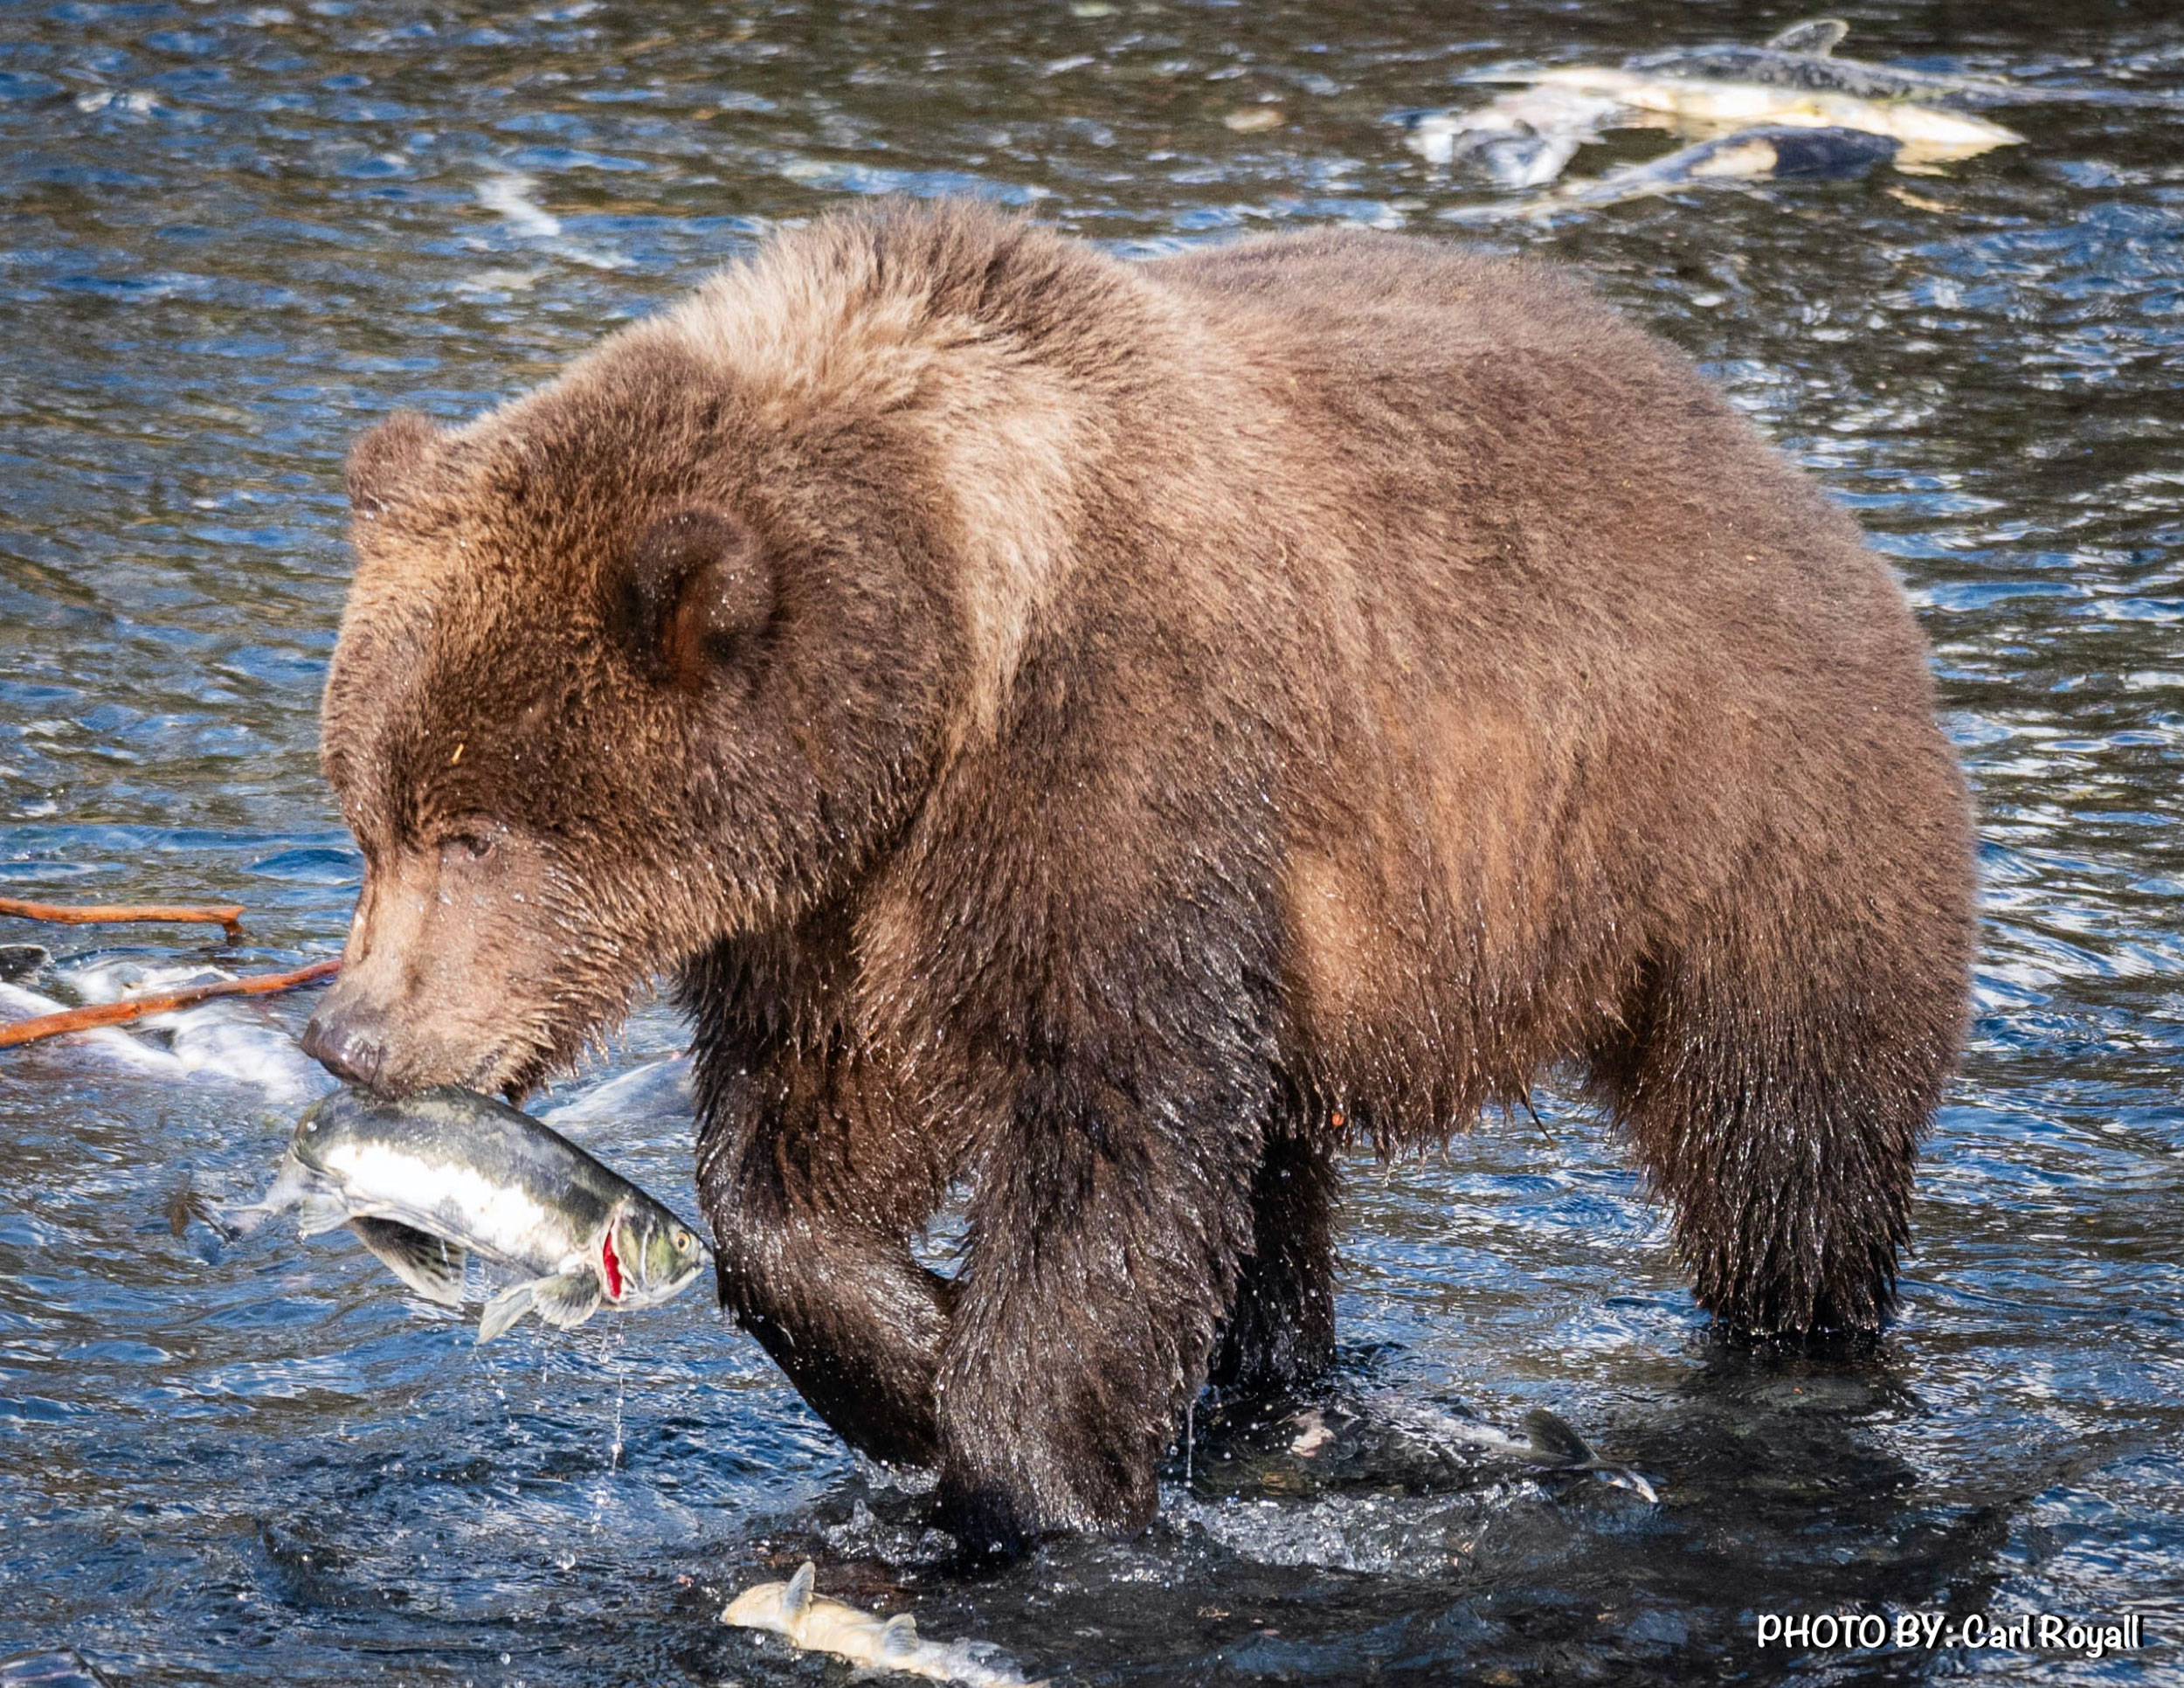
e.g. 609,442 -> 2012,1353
233,1085 -> 707,1340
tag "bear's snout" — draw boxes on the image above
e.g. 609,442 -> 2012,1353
301,841 -> 588,1101
300,999 -> 391,1090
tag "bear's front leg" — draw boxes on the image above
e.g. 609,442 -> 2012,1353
933,1018 -> 1274,1554
1210,1106 -> 1338,1395
695,1050 -> 957,1468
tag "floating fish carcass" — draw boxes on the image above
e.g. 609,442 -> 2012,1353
229,1084 -> 707,1340
724,1562 -> 1046,1688
1406,22 -> 2018,190
1517,66 -> 2020,169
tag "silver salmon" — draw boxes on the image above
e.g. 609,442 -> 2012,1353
233,1085 -> 707,1341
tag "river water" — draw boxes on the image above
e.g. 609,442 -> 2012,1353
2,1 -> 2180,1683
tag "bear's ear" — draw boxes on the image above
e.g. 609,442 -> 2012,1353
615,508 -> 775,692
347,411 -> 440,521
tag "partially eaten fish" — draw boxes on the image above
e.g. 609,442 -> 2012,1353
225,1084 -> 707,1340
723,1562 -> 1045,1688
1517,64 -> 2019,169
1406,17 -> 2022,189
1546,124 -> 1901,209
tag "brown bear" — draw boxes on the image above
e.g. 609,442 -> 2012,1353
301,200 -> 1976,1554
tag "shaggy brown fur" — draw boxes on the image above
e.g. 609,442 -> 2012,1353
303,201 -> 1976,1553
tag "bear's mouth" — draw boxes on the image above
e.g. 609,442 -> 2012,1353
448,1041 -> 555,1110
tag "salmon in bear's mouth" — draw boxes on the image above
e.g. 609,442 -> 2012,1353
601,1229 -> 623,1300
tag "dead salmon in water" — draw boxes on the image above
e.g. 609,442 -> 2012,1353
724,1563 -> 1046,1688
228,1085 -> 707,1340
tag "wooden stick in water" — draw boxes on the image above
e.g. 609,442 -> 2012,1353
0,958 -> 340,1049
0,896 -> 248,940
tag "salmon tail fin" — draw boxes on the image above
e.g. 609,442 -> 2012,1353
1521,1408 -> 1662,1503
212,1152 -> 345,1239
169,1175 -> 250,1242
531,1269 -> 605,1329
1520,1408 -> 1597,1465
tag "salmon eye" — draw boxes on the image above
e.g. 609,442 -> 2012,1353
674,1229 -> 692,1252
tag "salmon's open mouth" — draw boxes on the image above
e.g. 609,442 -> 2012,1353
600,1228 -> 625,1300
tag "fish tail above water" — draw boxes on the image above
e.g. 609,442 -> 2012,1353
1400,86 -> 1622,185
1521,1408 -> 1662,1505
1519,1408 -> 1598,1465
1387,1401 -> 1661,1503
211,1155 -> 349,1240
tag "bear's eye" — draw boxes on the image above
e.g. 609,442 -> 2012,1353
440,831 -> 495,864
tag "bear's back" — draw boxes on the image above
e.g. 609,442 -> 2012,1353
1137,227 -> 1931,753
1115,229 -> 1956,1126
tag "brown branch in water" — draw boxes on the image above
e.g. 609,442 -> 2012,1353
0,896 -> 248,940
0,958 -> 340,1049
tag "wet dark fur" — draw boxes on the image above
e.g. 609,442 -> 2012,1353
308,202 -> 1977,1553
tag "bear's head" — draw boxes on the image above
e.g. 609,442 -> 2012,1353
301,274 -> 989,1097
301,208 -> 1127,1096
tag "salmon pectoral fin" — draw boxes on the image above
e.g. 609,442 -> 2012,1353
530,1269 -> 605,1330
350,1216 -> 466,1306
881,1614 -> 920,1660
479,1269 -> 604,1341
478,1280 -> 536,1343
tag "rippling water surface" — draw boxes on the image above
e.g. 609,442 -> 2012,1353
3,2 -> 2181,1682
